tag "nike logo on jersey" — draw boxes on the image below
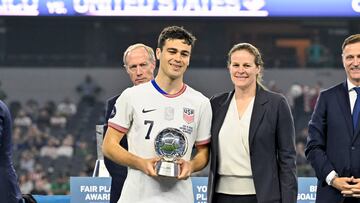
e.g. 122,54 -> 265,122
142,108 -> 156,113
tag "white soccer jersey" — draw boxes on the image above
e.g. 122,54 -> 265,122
108,80 -> 212,203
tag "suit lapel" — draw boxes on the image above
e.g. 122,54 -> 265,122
355,121 -> 360,141
249,86 -> 268,147
336,82 -> 354,139
350,85 -> 360,141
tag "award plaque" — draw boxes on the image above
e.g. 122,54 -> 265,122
154,127 -> 188,177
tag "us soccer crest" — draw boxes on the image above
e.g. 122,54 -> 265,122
183,107 -> 194,124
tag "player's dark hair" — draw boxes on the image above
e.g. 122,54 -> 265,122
157,26 -> 196,50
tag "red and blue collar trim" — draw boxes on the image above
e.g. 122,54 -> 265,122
151,79 -> 186,98
151,79 -> 167,95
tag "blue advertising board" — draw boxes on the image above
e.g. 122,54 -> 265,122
192,177 -> 208,203
0,0 -> 359,17
70,177 -> 111,203
70,176 -> 318,203
297,177 -> 317,203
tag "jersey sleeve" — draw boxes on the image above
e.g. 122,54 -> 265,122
195,98 -> 212,146
108,88 -> 133,134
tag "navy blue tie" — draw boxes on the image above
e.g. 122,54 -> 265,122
353,87 -> 360,130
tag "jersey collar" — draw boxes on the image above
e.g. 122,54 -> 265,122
151,79 -> 187,98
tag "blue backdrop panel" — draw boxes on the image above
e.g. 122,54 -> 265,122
34,195 -> 70,203
67,176 -> 317,203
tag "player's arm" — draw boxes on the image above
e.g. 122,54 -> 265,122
190,144 -> 209,172
102,126 -> 159,176
177,143 -> 209,180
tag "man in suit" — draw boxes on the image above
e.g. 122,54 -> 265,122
0,100 -> 22,203
103,43 -> 156,203
305,34 -> 360,203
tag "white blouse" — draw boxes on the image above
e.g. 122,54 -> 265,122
216,95 -> 256,195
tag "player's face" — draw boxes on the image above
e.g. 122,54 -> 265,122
228,49 -> 260,90
156,39 -> 191,80
343,42 -> 360,86
125,47 -> 155,86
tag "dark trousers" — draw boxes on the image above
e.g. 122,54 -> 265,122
213,193 -> 257,203
109,175 -> 126,203
344,197 -> 360,203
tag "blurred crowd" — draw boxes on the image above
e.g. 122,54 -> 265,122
9,96 -> 102,195
269,80 -> 323,177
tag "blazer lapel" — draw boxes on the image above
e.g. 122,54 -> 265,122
336,82 -> 354,139
249,86 -> 268,147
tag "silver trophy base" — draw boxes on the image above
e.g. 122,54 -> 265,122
155,161 -> 179,177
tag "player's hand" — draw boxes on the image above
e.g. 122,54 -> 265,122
177,159 -> 192,180
139,157 -> 160,177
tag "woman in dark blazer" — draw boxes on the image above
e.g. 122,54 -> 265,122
207,43 -> 297,203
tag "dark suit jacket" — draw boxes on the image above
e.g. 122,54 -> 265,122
305,81 -> 360,203
0,100 -> 22,203
208,85 -> 297,203
103,95 -> 128,202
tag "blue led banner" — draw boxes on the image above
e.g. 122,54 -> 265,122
70,177 -> 318,203
0,0 -> 359,16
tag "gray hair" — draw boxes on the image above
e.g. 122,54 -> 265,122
123,43 -> 155,67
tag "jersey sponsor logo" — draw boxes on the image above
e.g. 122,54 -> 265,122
183,107 -> 194,124
142,108 -> 156,113
164,106 -> 174,121
110,106 -> 116,118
